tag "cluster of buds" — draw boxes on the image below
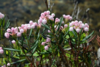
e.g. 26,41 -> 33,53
69,20 -> 89,33
4,20 -> 37,38
63,14 -> 72,20
55,18 -> 60,24
41,37 -> 51,50
54,14 -> 72,31
0,47 -> 4,54
38,11 -> 55,25
0,12 -> 4,19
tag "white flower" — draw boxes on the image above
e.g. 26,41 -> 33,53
76,28 -> 80,33
42,19 -> 47,24
69,27 -> 73,31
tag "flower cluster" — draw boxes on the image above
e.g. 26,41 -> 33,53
69,20 -> 89,33
0,47 -> 4,54
4,21 -> 38,38
63,14 -> 72,20
54,14 -> 72,31
41,37 -> 51,50
0,12 -> 4,19
38,11 -> 55,25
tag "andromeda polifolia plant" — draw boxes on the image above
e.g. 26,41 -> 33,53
0,10 -> 94,67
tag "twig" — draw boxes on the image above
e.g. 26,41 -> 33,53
44,0 -> 48,9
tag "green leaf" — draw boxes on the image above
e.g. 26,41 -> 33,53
63,31 -> 69,38
2,18 -> 5,27
17,54 -> 32,57
79,28 -> 83,35
32,43 -> 38,54
11,59 -> 26,64
66,35 -> 69,39
72,30 -> 77,39
0,19 -> 2,26
33,52 -> 39,56
28,31 -> 40,53
27,40 -> 38,53
5,20 -> 10,29
39,52 -> 49,55
42,23 -> 50,30
4,48 -> 20,52
81,31 -> 94,42
28,28 -> 33,39
57,17 -> 63,31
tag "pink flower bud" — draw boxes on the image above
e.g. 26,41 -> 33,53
76,28 -> 80,33
69,16 -> 72,20
44,46 -> 48,50
41,42 -> 46,45
17,32 -> 21,37
31,24 -> 35,29
55,18 -> 60,23
42,19 -> 47,24
48,30 -> 51,33
41,13 -> 45,16
0,47 -> 2,50
29,20 -> 33,25
63,14 -> 72,20
51,13 -> 55,17
66,15 -> 72,20
48,16 -> 54,21
4,32 -> 10,38
27,24 -> 31,29
12,40 -> 16,44
33,22 -> 37,27
46,38 -> 51,43
46,11 -> 50,15
80,24 -> 85,28
0,48 -> 4,54
0,12 -> 4,19
69,23 -> 73,26
7,63 -> 10,66
84,27 -> 89,32
69,27 -> 73,31
38,18 -> 42,24
23,27 -> 27,32
64,24 -> 68,28
7,28 -> 11,32
60,26 -> 63,30
79,21 -> 82,24
20,29 -> 24,33
84,23 -> 89,28
14,28 -> 18,34
62,21 -> 64,24
63,14 -> 66,18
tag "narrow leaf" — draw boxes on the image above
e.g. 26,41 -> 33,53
28,28 -> 33,39
57,17 -> 63,31
42,24 -> 50,30
11,59 -> 26,64
82,31 -> 94,42
4,48 -> 20,52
